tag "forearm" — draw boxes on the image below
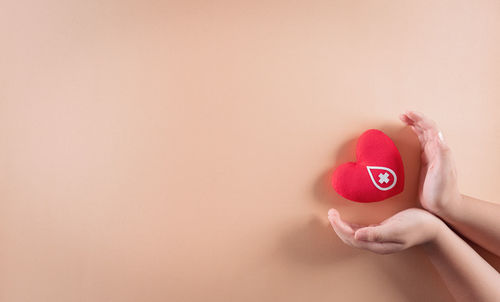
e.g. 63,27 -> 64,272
439,195 -> 500,256
424,222 -> 500,302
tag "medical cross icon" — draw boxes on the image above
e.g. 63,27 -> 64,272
366,166 -> 397,191
378,172 -> 390,184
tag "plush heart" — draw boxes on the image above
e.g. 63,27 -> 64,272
331,129 -> 404,203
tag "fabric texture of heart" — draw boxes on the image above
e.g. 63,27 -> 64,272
331,129 -> 404,203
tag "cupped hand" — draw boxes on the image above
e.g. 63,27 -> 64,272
328,208 -> 443,254
399,111 -> 462,217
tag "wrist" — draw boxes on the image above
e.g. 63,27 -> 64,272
424,217 -> 449,251
434,193 -> 464,220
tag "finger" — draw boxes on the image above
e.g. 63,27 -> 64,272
406,111 -> 440,135
328,216 -> 353,245
410,124 -> 424,137
327,208 -> 338,219
328,215 -> 405,254
355,241 -> 404,254
328,209 -> 354,236
328,209 -> 356,246
438,131 -> 445,142
405,111 -> 432,127
331,212 -> 355,235
354,225 -> 403,243
328,217 -> 386,252
425,135 -> 451,161
344,220 -> 363,231
354,227 -> 385,242
435,130 -> 450,150
400,112 -> 426,148
399,113 -> 415,125
406,112 -> 452,158
327,209 -> 404,254
404,112 -> 433,140
410,125 -> 426,149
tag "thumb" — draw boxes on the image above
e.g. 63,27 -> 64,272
354,225 -> 393,242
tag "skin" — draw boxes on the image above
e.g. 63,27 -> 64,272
400,111 -> 500,256
328,111 -> 500,302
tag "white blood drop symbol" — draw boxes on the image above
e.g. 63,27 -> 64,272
366,166 -> 397,191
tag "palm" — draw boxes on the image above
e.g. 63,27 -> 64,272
328,208 -> 440,254
400,111 -> 460,214
419,138 -> 443,209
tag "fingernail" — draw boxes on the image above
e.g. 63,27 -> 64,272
438,131 -> 444,142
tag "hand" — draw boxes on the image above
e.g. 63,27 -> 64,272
328,208 -> 444,254
399,111 -> 462,217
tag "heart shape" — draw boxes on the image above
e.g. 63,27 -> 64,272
331,129 -> 404,202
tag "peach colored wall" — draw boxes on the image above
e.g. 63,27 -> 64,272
1,1 -> 499,301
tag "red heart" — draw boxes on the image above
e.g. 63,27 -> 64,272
331,129 -> 404,203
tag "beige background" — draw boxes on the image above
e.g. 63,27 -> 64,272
1,0 -> 500,301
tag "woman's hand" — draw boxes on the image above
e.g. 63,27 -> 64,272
328,208 -> 444,254
399,111 -> 462,217
328,111 -> 500,301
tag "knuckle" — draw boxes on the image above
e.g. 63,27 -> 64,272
371,232 -> 383,242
